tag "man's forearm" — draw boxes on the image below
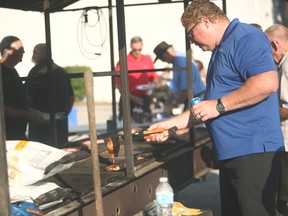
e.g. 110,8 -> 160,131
221,71 -> 278,112
5,105 -> 27,118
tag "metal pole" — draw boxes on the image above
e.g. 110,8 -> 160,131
116,0 -> 135,177
84,70 -> 104,216
183,0 -> 196,147
0,61 -> 11,216
44,0 -> 58,147
108,0 -> 117,130
222,0 -> 227,14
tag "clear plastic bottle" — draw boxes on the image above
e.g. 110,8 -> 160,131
155,177 -> 174,216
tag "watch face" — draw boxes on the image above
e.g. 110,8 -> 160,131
217,100 -> 225,113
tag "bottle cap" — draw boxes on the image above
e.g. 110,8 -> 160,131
159,177 -> 168,182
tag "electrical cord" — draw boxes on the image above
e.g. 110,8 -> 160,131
77,8 -> 107,59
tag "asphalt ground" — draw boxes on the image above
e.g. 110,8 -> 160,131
175,169 -> 221,216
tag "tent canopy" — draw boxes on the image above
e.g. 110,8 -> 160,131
0,0 -> 80,12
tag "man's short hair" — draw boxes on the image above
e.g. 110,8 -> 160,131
0,35 -> 19,55
130,36 -> 143,44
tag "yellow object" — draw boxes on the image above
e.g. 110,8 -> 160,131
15,140 -> 28,151
172,201 -> 202,215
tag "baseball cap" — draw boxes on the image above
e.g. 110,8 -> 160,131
153,41 -> 172,62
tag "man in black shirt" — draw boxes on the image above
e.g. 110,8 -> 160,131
26,43 -> 75,146
0,36 -> 44,140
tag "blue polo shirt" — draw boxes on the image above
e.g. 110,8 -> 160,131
204,18 -> 284,160
172,51 -> 205,100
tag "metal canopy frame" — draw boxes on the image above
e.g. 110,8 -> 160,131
0,0 -> 79,12
0,1 -> 226,215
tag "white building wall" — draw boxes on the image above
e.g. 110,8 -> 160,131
192,0 -> 275,78
0,0 -> 277,102
226,0 -> 274,30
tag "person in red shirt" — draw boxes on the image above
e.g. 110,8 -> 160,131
115,36 -> 158,122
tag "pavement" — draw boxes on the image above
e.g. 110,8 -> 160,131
176,169 -> 221,216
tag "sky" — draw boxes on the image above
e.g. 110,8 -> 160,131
0,0 -> 274,102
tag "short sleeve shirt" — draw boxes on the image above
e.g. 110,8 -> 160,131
172,51 -> 205,99
26,60 -> 74,113
115,53 -> 158,96
1,64 -> 28,139
204,19 -> 284,160
279,52 -> 288,150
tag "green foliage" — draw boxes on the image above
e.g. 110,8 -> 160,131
64,65 -> 90,101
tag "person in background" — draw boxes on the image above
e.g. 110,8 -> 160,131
0,36 -> 44,140
265,23 -> 288,216
153,41 -> 205,116
194,59 -> 207,85
25,43 -> 74,146
191,49 -> 207,86
152,68 -> 173,110
147,0 -> 284,215
250,23 -> 263,31
115,36 -> 158,123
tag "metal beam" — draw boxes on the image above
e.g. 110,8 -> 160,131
115,0 -> 135,177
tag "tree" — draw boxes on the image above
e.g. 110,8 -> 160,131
64,65 -> 90,101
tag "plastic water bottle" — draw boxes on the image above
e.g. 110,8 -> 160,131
155,177 -> 174,216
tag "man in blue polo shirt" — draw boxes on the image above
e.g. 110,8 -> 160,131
147,0 -> 284,215
153,41 -> 205,115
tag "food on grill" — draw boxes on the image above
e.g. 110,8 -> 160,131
76,139 -> 105,150
142,128 -> 165,135
106,138 -> 114,153
62,148 -> 80,153
106,136 -> 121,163
117,127 -> 143,136
104,164 -> 121,172
134,152 -> 154,161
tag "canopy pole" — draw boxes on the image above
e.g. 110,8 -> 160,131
0,63 -> 11,216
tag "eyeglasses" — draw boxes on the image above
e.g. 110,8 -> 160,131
186,21 -> 200,40
132,48 -> 142,52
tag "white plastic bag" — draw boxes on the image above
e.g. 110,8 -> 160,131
6,140 -> 74,186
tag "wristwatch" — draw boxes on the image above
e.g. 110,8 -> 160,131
216,98 -> 225,114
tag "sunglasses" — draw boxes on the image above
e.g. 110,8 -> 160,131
132,48 -> 142,52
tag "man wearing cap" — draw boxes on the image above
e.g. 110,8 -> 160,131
154,41 -> 205,115
0,35 -> 44,140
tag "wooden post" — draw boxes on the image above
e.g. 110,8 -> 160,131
84,70 -> 104,216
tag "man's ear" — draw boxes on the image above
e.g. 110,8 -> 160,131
271,41 -> 278,52
3,48 -> 13,56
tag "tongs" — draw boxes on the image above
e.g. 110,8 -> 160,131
133,126 -> 178,140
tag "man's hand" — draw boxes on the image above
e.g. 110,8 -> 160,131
28,110 -> 46,124
145,129 -> 169,143
192,100 -> 219,122
280,107 -> 288,121
130,94 -> 144,106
